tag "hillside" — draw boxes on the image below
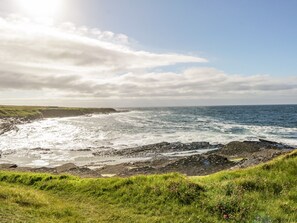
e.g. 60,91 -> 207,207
0,150 -> 296,223
0,105 -> 116,119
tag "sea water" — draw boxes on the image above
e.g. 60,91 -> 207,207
0,105 -> 296,166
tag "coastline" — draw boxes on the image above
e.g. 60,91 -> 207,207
0,105 -> 296,177
0,139 -> 294,178
1,106 -> 296,222
0,105 -> 117,135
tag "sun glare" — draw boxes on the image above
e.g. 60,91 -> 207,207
16,0 -> 63,18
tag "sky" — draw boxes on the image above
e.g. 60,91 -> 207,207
0,0 -> 296,107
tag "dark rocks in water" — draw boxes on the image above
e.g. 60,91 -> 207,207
0,118 -> 20,135
0,163 -> 18,169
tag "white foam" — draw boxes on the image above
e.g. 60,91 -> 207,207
0,110 -> 296,167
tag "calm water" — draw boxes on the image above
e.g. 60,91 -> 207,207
0,105 -> 296,166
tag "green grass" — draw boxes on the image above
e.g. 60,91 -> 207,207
0,150 -> 296,222
0,106 -> 43,118
0,105 -> 115,119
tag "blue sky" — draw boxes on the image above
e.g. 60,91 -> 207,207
0,0 -> 296,106
63,0 -> 297,76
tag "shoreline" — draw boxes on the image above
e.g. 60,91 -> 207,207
0,139 -> 294,178
0,105 -> 296,178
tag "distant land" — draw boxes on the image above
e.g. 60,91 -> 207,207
0,105 -> 117,119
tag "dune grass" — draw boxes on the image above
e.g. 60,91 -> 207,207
0,150 -> 296,222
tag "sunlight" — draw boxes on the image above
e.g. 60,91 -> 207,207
16,0 -> 63,18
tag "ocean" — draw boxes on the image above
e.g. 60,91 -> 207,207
0,105 -> 296,166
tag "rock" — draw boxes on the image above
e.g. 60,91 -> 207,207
220,140 -> 294,157
220,141 -> 261,156
154,154 -> 235,176
188,141 -> 211,148
55,163 -> 77,173
233,148 -> 289,169
258,139 -> 294,150
0,119 -> 20,135
96,141 -> 220,158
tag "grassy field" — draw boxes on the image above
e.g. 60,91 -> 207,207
0,150 -> 296,222
0,105 -> 115,119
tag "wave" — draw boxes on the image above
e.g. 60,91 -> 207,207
1,108 -> 296,154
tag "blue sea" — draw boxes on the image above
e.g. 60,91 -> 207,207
0,105 -> 296,166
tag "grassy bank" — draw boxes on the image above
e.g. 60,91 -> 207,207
0,150 -> 296,222
0,105 -> 116,119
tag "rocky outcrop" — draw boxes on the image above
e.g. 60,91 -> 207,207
219,140 -> 294,157
0,118 -> 23,135
160,154 -> 234,175
0,140 -> 294,178
93,141 -> 221,157
232,148 -> 288,169
96,153 -> 235,176
95,140 -> 294,177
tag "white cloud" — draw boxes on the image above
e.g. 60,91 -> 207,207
0,15 -> 206,76
0,15 -> 296,106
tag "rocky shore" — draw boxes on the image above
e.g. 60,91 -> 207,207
0,139 -> 294,177
0,118 -> 24,136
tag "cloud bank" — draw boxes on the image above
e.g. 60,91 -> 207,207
0,15 -> 296,106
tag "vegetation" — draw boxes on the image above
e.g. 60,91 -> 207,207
0,106 -> 42,118
0,105 -> 115,119
0,150 -> 296,222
